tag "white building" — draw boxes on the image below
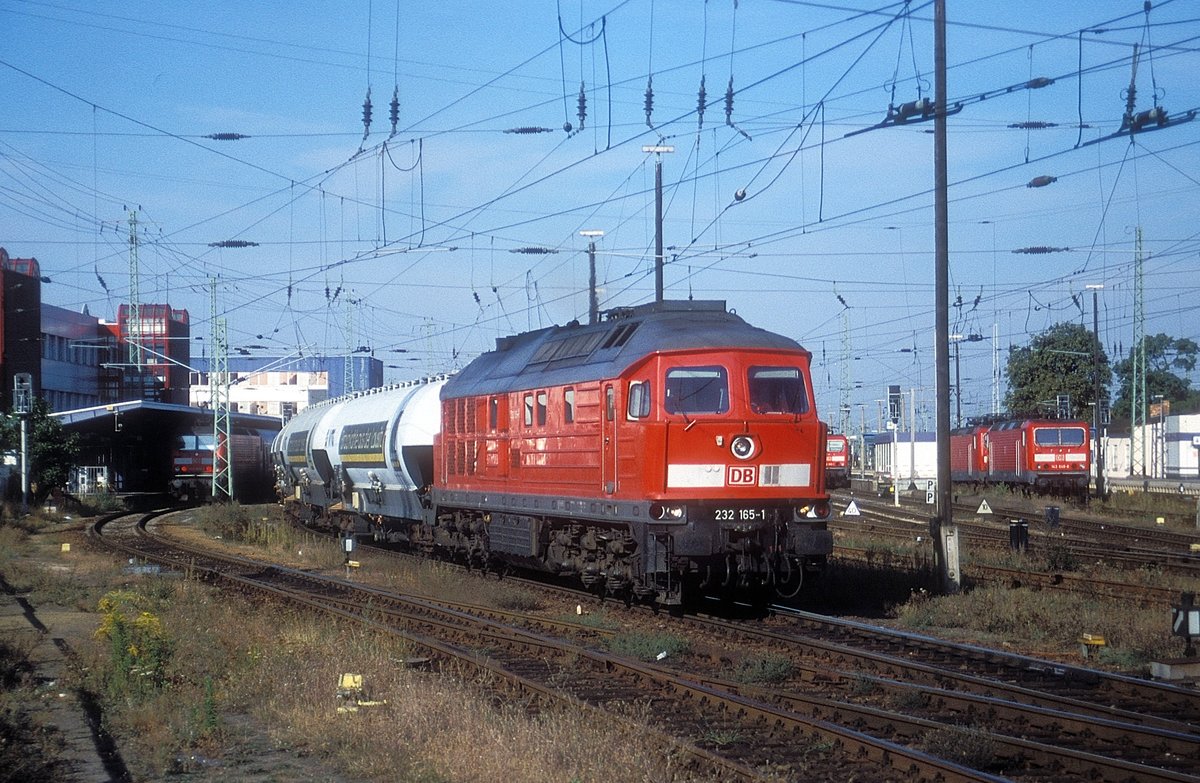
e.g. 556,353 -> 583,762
189,368 -> 329,419
871,429 -> 938,486
1096,413 -> 1200,480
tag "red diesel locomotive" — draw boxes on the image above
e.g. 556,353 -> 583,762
433,300 -> 833,605
949,418 -> 1090,496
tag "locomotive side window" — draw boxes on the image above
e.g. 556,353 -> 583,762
524,394 -> 534,427
748,366 -> 809,414
489,397 -> 499,431
665,367 -> 728,415
627,381 -> 651,419
605,386 -> 615,422
564,388 -> 575,424
536,391 -> 548,426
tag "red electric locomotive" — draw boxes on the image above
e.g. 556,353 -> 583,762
825,433 -> 850,489
949,418 -> 1090,496
433,300 -> 832,606
170,425 -> 274,502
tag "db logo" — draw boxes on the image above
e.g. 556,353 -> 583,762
727,466 -> 757,486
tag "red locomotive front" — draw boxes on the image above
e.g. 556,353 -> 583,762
433,300 -> 832,605
825,433 -> 850,488
1022,420 -> 1090,491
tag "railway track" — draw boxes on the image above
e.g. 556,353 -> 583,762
95,508 -> 1200,783
831,495 -> 1200,598
95,509 -> 1005,783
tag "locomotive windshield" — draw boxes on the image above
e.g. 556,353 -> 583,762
748,366 -> 809,414
827,438 -> 846,452
174,433 -> 215,451
1033,426 -> 1086,447
665,366 -> 729,414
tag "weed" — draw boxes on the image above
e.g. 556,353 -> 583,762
849,673 -> 880,696
698,725 -> 746,747
1042,538 -> 1078,571
561,609 -> 619,630
605,630 -> 690,661
490,585 -> 545,612
732,655 -> 794,684
890,687 -> 931,711
922,726 -> 999,770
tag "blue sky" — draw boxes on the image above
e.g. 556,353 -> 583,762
3,1 -> 1199,428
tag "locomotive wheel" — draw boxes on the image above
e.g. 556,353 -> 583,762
774,556 -> 805,599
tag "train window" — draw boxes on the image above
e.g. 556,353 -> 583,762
627,381 -> 651,419
748,367 -> 808,414
665,367 -> 728,415
489,397 -> 499,430
524,394 -> 534,427
564,389 -> 575,424
1034,427 -> 1085,446
536,391 -> 548,426
605,386 -> 615,422
827,438 -> 845,452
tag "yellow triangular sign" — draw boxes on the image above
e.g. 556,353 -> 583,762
976,499 -> 993,515
843,500 -> 861,517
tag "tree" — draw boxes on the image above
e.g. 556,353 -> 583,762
1004,322 -> 1110,420
0,398 -> 80,502
1111,333 -> 1200,421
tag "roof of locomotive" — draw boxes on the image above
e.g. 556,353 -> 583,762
443,299 -> 809,398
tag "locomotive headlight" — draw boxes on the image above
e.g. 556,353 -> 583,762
730,435 -> 758,460
650,503 -> 685,521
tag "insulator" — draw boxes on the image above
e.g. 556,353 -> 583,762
206,132 -> 247,141
644,76 -> 654,128
1026,175 -> 1057,188
362,88 -> 373,138
1130,106 -> 1168,131
697,75 -> 707,129
389,86 -> 400,134
563,121 -> 573,134
724,76 -> 735,125
576,82 -> 587,130
1008,121 -> 1057,129
1026,76 -> 1055,89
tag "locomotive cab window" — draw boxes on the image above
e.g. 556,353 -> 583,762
665,366 -> 728,415
564,388 -> 575,424
537,391 -> 548,426
523,394 -> 534,427
748,366 -> 809,414
627,381 -> 651,420
1034,427 -> 1085,447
